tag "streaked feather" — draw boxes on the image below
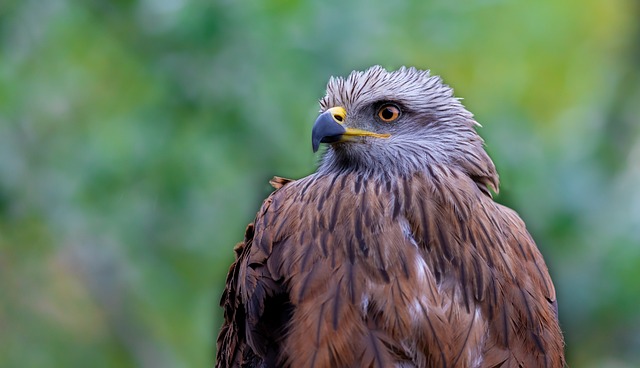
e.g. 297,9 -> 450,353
216,66 -> 564,367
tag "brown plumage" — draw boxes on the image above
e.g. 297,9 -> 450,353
216,66 -> 565,367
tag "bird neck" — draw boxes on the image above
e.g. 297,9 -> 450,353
316,143 -> 499,196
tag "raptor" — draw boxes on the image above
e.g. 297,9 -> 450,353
216,66 -> 565,368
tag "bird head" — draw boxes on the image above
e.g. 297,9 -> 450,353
313,66 -> 498,192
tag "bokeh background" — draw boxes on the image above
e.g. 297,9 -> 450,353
1,0 -> 639,367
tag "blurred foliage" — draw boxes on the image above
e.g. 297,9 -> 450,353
0,0 -> 639,367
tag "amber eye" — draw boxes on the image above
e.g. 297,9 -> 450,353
377,104 -> 401,122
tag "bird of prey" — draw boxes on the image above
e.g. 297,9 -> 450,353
216,66 -> 565,368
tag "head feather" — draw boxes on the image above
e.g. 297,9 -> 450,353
316,66 -> 499,194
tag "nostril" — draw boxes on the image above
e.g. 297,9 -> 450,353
333,114 -> 343,122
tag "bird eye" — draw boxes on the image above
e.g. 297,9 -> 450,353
377,104 -> 401,122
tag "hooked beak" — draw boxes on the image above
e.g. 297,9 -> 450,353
311,106 -> 390,152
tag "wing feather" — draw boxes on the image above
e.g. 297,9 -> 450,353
215,179 -> 295,368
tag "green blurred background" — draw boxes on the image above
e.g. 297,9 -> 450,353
1,0 -> 639,367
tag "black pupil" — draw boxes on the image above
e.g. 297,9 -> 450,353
381,107 -> 395,120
